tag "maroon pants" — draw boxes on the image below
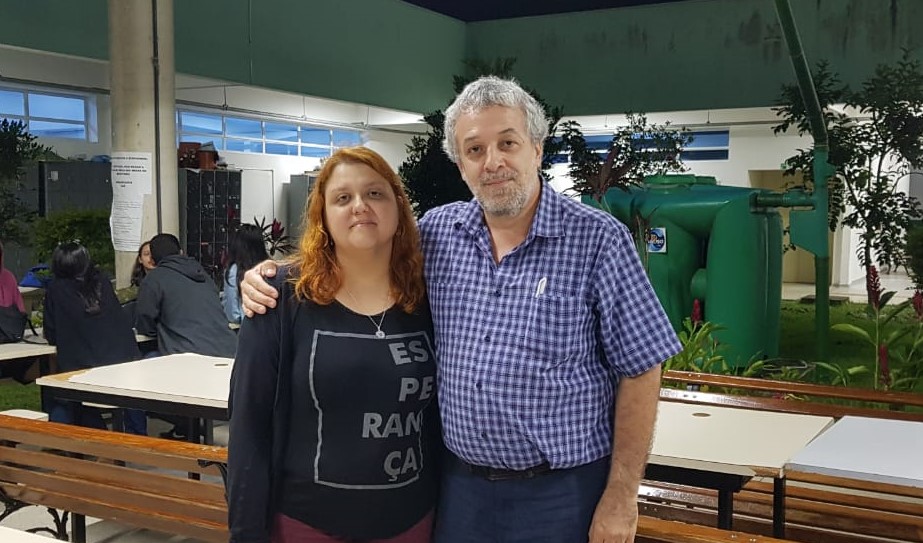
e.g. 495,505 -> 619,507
271,512 -> 434,543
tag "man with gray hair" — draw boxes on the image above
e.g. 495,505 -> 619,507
241,76 -> 679,542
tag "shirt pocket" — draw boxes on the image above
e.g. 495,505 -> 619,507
521,292 -> 588,370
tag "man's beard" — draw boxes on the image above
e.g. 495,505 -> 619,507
474,172 -> 529,217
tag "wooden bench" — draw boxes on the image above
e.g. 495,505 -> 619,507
635,515 -> 788,543
661,370 -> 923,416
0,414 -> 228,543
645,372 -> 923,542
637,516 -> 797,542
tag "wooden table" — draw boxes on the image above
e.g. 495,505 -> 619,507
786,415 -> 923,488
647,400 -> 834,535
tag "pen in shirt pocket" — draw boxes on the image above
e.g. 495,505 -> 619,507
534,277 -> 547,298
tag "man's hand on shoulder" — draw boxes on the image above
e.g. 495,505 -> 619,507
241,260 -> 280,317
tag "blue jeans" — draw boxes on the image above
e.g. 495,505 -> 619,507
48,399 -> 107,430
434,455 -> 609,543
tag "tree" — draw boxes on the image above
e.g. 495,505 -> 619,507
773,54 -> 923,276
399,58 -> 565,217
558,113 -> 691,204
0,119 -> 51,244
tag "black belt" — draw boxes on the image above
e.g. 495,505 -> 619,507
456,457 -> 554,482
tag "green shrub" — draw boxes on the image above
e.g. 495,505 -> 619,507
32,209 -> 114,274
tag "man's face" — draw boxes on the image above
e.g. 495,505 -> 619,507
454,105 -> 542,218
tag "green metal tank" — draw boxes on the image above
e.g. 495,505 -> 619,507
597,174 -> 782,367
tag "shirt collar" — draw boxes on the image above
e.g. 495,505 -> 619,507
453,177 -> 566,239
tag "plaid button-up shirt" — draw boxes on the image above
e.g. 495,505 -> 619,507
420,183 -> 680,470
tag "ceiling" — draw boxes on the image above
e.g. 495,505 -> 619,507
400,0 -> 688,22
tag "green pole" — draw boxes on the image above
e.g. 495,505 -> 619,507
773,0 -> 832,361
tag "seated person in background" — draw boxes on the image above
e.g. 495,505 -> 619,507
43,242 -> 141,429
131,240 -> 155,287
135,233 -> 237,358
118,240 -> 156,317
0,240 -> 25,314
223,224 -> 268,325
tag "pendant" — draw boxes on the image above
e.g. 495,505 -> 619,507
375,330 -> 385,339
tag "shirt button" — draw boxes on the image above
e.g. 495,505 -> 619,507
476,381 -> 483,390
484,334 -> 491,342
480,431 -> 488,439
493,288 -> 501,297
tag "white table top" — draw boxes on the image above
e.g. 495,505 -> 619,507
0,525 -> 59,543
786,415 -> 923,488
37,353 -> 234,409
0,337 -> 56,361
652,401 -> 834,478
0,330 -> 155,363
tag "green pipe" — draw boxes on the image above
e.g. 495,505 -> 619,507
774,0 -> 829,151
774,0 -> 831,361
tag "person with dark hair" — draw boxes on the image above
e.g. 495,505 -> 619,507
227,147 -> 438,543
130,241 -> 155,288
43,242 -> 141,428
223,224 -> 268,324
0,240 -> 25,314
135,233 -> 237,358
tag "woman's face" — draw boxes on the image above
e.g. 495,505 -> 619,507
323,163 -> 399,256
139,243 -> 155,270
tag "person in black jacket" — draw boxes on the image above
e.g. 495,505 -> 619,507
43,242 -> 141,428
228,147 -> 439,543
134,233 -> 237,358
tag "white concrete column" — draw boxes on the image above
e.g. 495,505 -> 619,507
108,0 -> 177,287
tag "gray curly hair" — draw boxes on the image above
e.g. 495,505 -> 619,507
442,76 -> 548,164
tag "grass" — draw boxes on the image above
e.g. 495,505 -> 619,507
0,380 -> 41,412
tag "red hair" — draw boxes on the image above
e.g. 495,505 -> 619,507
288,146 -> 424,313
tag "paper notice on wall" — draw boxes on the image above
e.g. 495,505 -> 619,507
110,198 -> 145,251
109,151 -> 152,251
111,152 -> 153,197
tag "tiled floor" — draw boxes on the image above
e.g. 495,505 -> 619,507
782,270 -> 915,304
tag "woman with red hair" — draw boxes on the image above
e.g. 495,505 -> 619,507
228,147 -> 438,543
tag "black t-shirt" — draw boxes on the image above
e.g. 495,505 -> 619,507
227,277 -> 439,543
278,301 -> 438,539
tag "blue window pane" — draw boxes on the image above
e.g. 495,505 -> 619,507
266,142 -> 299,156
301,127 -> 330,146
29,120 -> 86,139
301,146 -> 330,158
266,122 -> 298,142
226,138 -> 263,153
680,149 -> 729,161
0,90 -> 24,116
332,129 -> 362,147
29,94 -> 85,121
584,135 -> 612,145
180,111 -> 222,135
179,136 -> 224,150
226,117 -> 262,139
687,130 -> 730,149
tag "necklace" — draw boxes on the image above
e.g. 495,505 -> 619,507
343,287 -> 388,339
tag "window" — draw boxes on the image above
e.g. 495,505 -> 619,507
551,129 -> 730,164
680,130 -> 730,161
177,109 -> 363,159
0,87 -> 95,142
